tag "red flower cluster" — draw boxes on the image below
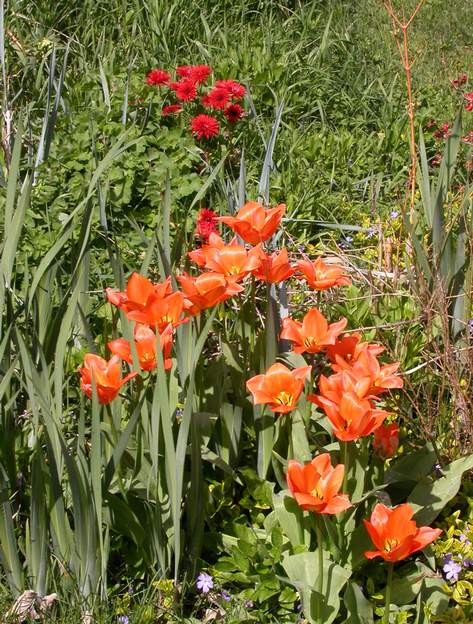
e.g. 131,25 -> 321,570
433,123 -> 450,140
169,79 -> 197,102
464,92 -> 473,112
451,73 -> 468,89
162,104 -> 182,116
146,69 -> 170,86
196,208 -> 218,241
191,115 -> 220,140
145,64 -> 246,140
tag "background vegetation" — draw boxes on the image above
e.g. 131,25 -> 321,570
1,0 -> 472,621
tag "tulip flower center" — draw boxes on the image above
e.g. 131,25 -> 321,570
383,538 -> 400,552
228,265 -> 242,275
310,484 -> 324,500
274,391 -> 294,406
161,314 -> 175,324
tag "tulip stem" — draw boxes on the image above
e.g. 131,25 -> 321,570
315,515 -> 324,623
383,563 -> 393,624
341,441 -> 350,493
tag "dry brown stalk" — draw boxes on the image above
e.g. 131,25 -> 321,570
383,0 -> 425,223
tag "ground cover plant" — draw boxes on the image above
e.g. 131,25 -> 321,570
0,0 -> 473,622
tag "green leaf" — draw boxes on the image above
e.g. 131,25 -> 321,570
385,443 -> 436,484
282,550 -> 350,624
408,454 -> 473,524
0,464 -> 23,595
343,581 -> 373,624
389,561 -> 448,614
272,491 -> 312,548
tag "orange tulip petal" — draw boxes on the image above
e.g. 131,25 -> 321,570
322,494 -> 352,514
126,272 -> 154,306
411,527 -> 443,552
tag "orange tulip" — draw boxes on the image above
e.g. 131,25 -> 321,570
200,240 -> 262,281
125,290 -> 188,332
246,362 -> 311,414
286,453 -> 352,514
334,347 -> 403,395
188,233 -> 226,268
106,273 -> 187,331
79,354 -> 137,404
108,324 -> 173,372
313,370 -> 372,403
296,257 -> 351,290
252,248 -> 294,283
326,333 -> 384,366
280,308 -> 347,355
364,503 -> 442,562
310,380 -> 389,442
177,272 -> 242,315
106,272 -> 171,313
218,200 -> 286,245
373,423 -> 399,458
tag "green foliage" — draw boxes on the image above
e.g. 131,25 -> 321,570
1,0 -> 473,622
432,507 -> 473,614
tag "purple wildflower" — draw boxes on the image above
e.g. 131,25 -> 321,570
390,210 -> 399,219
244,600 -> 254,609
196,572 -> 214,593
117,617 -> 129,624
220,590 -> 231,602
366,227 -> 376,239
459,533 -> 471,546
443,556 -> 461,581
339,236 -> 353,249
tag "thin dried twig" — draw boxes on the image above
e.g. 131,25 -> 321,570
383,0 -> 425,223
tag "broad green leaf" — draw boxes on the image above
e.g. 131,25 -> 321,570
0,465 -> 23,595
282,550 -> 350,624
389,561 -> 448,614
343,581 -> 373,624
290,410 -> 311,462
408,454 -> 473,524
272,491 -> 312,548
385,443 -> 436,484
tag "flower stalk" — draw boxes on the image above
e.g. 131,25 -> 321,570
383,563 -> 394,624
315,515 -> 324,624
